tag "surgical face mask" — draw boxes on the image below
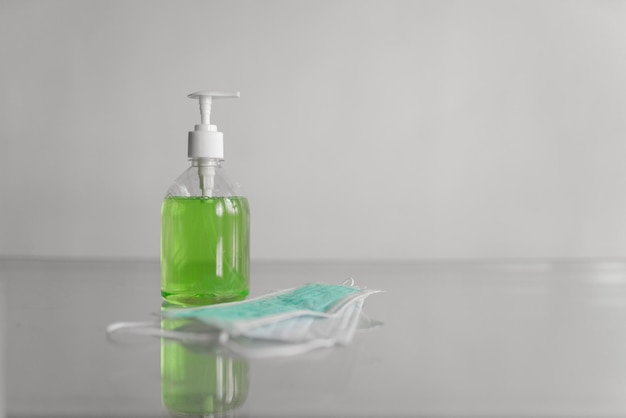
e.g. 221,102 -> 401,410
162,281 -> 381,358
107,280 -> 381,358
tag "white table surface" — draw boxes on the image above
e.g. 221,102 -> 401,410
2,258 -> 626,417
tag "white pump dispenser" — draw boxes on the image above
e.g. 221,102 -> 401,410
187,91 -> 240,197
188,91 -> 240,159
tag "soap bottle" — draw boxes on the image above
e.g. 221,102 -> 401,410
161,91 -> 250,306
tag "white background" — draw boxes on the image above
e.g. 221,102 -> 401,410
2,0 -> 626,261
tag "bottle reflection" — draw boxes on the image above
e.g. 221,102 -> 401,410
161,311 -> 249,417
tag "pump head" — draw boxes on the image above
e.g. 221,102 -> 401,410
187,91 -> 240,160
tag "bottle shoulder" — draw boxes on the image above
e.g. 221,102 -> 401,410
165,164 -> 245,198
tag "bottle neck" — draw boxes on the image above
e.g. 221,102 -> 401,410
191,158 -> 222,168
191,158 -> 222,197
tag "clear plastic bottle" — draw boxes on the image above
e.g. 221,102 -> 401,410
161,91 -> 249,306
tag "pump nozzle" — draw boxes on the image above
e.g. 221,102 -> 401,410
187,91 -> 240,197
188,91 -> 240,127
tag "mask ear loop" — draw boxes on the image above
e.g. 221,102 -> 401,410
106,321 -> 223,344
342,277 -> 355,287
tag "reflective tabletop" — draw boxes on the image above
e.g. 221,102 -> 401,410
3,258 -> 626,417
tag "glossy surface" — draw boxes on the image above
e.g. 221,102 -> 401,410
3,259 -> 626,417
161,315 -> 249,416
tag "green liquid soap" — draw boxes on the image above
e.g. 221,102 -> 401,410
161,196 -> 250,306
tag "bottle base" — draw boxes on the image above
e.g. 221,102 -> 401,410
161,290 -> 248,307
